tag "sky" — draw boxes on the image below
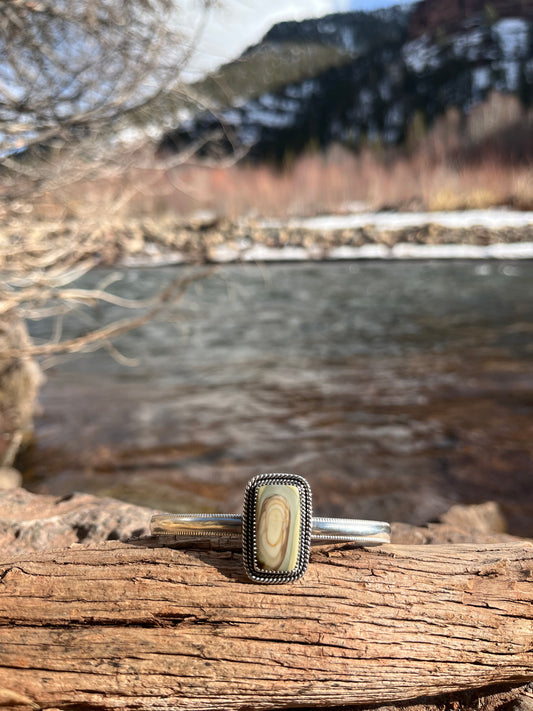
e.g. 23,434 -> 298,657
180,0 -> 418,79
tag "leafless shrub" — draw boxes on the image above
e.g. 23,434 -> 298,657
0,1 -> 217,370
1,262 -> 214,364
0,0 -> 215,214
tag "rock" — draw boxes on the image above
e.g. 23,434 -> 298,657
440,501 -> 507,534
0,467 -> 22,490
509,688 -> 533,711
2,215 -> 533,269
0,488 -> 152,555
0,487 -> 521,559
391,501 -> 514,545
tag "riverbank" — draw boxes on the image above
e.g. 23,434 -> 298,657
2,209 -> 533,271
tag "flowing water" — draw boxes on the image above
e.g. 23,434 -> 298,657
23,260 -> 533,536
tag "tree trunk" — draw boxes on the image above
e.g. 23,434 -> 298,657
0,489 -> 531,711
0,315 -> 42,466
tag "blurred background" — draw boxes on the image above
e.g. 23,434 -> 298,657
1,0 -> 532,537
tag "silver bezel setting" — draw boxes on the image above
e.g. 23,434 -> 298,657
242,473 -> 312,584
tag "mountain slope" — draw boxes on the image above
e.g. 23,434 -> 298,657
158,2 -> 533,165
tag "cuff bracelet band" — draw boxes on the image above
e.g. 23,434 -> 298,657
150,472 -> 391,583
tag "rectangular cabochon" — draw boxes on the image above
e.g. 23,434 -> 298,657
255,484 -> 301,572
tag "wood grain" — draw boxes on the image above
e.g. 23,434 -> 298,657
0,535 -> 531,710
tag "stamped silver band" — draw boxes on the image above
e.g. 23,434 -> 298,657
150,514 -> 391,545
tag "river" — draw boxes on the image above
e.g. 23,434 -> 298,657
23,260 -> 533,537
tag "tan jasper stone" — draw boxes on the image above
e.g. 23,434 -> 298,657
256,484 -> 301,571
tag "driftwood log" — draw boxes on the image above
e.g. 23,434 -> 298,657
0,489 -> 532,711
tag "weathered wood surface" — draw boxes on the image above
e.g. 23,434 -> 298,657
0,489 -> 532,711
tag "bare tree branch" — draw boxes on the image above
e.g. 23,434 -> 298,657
3,268 -> 216,358
0,0 -> 207,145
0,0 -> 216,211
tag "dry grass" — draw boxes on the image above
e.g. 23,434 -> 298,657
31,146 -> 533,222
12,93 -> 533,222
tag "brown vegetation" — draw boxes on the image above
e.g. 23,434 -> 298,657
13,142 -> 533,223
19,93 -> 532,223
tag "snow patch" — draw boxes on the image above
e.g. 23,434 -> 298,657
330,244 -> 390,259
403,35 -> 441,72
493,18 -> 530,58
472,66 -> 491,93
284,80 -> 316,100
499,59 -> 521,91
452,27 -> 485,61
242,245 -> 310,262
244,102 -> 296,129
278,209 -> 533,231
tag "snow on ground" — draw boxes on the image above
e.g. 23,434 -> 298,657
209,241 -> 533,262
122,241 -> 533,267
120,210 -> 533,266
266,209 -> 533,231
